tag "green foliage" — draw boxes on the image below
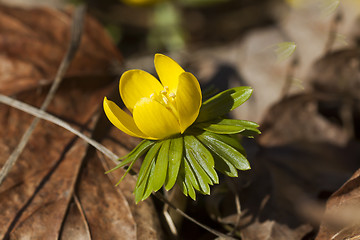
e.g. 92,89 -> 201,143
196,86 -> 253,122
107,86 -> 259,203
195,118 -> 260,136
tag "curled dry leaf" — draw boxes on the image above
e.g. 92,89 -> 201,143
309,49 -> 360,98
259,93 -> 351,147
316,168 -> 360,240
0,4 -> 122,95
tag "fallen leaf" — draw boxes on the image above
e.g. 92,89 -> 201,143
0,4 -> 122,96
0,5 -> 163,239
316,168 -> 360,240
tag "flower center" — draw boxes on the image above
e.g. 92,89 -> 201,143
150,86 -> 179,120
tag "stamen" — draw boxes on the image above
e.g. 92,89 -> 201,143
150,93 -> 155,99
169,92 -> 175,98
164,86 -> 169,92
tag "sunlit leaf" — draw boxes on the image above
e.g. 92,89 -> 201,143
197,131 -> 250,171
183,157 -> 200,200
196,119 -> 260,135
207,133 -> 246,156
213,154 -> 238,177
106,140 -> 154,174
197,87 -> 253,122
141,159 -> 157,201
164,136 -> 183,190
274,42 -> 296,62
319,0 -> 340,16
136,141 -> 162,188
184,135 -> 218,184
185,151 -> 212,194
153,139 -> 171,192
176,160 -> 188,196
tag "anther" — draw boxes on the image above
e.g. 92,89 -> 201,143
169,92 -> 176,98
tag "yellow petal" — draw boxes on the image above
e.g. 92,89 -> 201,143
154,54 -> 185,93
133,98 -> 181,140
120,69 -> 163,112
103,97 -> 148,139
176,72 -> 202,133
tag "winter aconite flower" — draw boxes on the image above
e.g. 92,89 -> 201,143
104,54 -> 201,140
104,54 -> 260,203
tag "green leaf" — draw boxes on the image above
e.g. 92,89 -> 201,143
196,87 -> 253,122
213,154 -> 238,177
274,42 -> 296,62
184,135 -> 218,184
204,131 -> 246,155
185,154 -> 211,194
183,157 -> 200,200
106,140 -> 154,174
115,159 -> 137,186
184,171 -> 196,200
196,119 -> 260,137
176,160 -> 188,196
197,132 -> 251,171
136,141 -> 163,188
164,136 -> 184,190
153,139 -> 171,192
134,160 -> 153,203
141,159 -> 157,201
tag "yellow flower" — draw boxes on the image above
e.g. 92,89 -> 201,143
103,54 -> 202,140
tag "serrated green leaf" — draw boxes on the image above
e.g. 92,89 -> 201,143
153,139 -> 171,192
106,140 -> 154,174
165,136 -> 183,190
136,141 -> 162,188
184,135 -> 218,184
197,132 -> 250,171
141,159 -> 157,201
196,87 -> 253,122
185,149 -> 212,194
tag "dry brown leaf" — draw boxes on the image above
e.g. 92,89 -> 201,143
0,4 -> 122,96
259,93 -> 351,147
309,49 -> 360,98
316,169 -> 360,240
0,5 -> 163,239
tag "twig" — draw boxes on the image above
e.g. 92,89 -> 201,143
153,192 -> 237,240
0,5 -> 86,186
0,94 -> 119,162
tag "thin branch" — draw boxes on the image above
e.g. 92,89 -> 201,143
153,192 -> 237,240
0,94 -> 119,162
0,5 -> 86,186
